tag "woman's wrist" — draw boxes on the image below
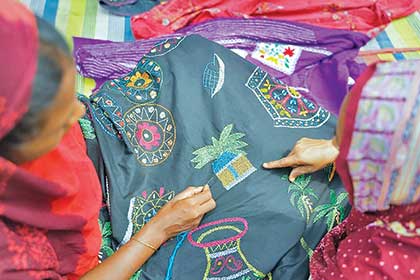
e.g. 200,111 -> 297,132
131,218 -> 168,250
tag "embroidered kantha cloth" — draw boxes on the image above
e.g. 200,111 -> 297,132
74,18 -> 368,115
99,0 -> 165,16
80,35 -> 349,280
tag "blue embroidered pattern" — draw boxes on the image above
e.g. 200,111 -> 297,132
246,67 -> 330,128
203,53 -> 225,98
145,37 -> 185,57
111,58 -> 163,104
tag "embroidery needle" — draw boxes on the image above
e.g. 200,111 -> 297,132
205,176 -> 216,188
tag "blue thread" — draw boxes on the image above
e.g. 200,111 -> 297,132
165,232 -> 188,280
227,164 -> 239,179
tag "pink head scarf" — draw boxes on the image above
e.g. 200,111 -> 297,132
0,0 -> 38,139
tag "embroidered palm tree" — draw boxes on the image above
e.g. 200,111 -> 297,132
313,189 -> 348,231
282,174 -> 318,223
191,124 -> 247,169
191,124 -> 256,190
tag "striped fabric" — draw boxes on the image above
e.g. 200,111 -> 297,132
21,0 -> 134,94
360,12 -> 420,63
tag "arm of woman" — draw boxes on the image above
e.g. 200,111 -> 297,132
263,137 -> 339,182
81,185 -> 216,280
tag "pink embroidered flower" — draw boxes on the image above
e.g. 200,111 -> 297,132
136,122 -> 162,150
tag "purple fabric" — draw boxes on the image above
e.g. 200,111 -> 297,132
73,18 -> 369,114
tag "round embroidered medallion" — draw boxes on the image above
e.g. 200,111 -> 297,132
111,58 -> 162,104
124,104 -> 176,166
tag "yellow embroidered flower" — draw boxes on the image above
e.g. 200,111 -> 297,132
127,71 -> 153,89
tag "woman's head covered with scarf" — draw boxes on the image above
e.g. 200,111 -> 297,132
0,0 -> 85,164
0,3 -> 101,279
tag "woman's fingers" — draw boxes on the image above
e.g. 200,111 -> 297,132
289,166 -> 314,182
174,186 -> 204,200
263,154 -> 298,169
198,198 -> 216,214
188,185 -> 213,205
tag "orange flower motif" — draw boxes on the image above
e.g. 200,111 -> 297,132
127,71 -> 153,89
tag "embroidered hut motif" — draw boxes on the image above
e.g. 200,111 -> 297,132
191,124 -> 256,190
145,37 -> 185,57
188,217 -> 271,280
203,53 -> 225,98
124,104 -> 176,166
110,58 -> 163,104
246,68 -> 330,128
122,188 -> 175,244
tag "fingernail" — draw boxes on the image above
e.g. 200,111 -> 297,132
289,177 -> 295,182
262,163 -> 268,168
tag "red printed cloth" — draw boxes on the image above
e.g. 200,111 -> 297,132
131,0 -> 420,40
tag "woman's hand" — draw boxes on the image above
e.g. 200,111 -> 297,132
82,186 -> 216,280
139,185 -> 216,247
263,137 -> 339,182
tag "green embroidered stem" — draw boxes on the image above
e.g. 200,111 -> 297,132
300,237 -> 314,258
78,118 -> 96,140
312,190 -> 348,231
283,175 -> 318,223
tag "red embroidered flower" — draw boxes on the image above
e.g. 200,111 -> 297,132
136,122 -> 162,150
283,47 -> 295,57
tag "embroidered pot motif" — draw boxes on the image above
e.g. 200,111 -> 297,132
191,124 -> 256,190
246,67 -> 330,128
188,217 -> 271,280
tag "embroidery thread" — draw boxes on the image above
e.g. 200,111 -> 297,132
191,124 -> 256,190
145,37 -> 185,57
251,43 -> 332,75
203,53 -> 225,98
281,175 -> 318,224
312,189 -> 348,231
251,43 -> 302,75
246,68 -> 330,128
122,188 -> 175,244
110,58 -> 163,104
188,217 -> 271,280
124,104 -> 176,166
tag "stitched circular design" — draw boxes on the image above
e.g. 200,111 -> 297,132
111,58 -> 162,104
124,104 -> 176,166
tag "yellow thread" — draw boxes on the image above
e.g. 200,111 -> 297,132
195,225 -> 269,279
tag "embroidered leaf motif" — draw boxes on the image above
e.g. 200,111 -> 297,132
192,124 -> 248,169
282,174 -> 318,223
312,189 -> 348,231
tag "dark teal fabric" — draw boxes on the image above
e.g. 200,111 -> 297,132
80,35 -> 349,280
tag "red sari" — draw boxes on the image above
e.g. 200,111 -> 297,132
0,1 -> 102,279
